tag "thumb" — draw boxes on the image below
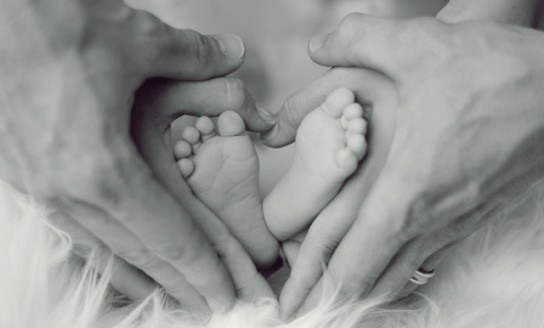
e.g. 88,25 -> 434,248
131,9 -> 246,80
133,78 -> 276,133
308,14 -> 442,80
262,67 -> 393,147
156,30 -> 246,80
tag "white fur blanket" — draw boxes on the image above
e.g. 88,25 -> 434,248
2,180 -> 544,328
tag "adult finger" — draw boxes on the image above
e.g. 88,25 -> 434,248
49,212 -> 157,301
370,202 -> 499,301
320,170 -> 502,308
60,139 -> 237,316
152,152 -> 275,302
306,164 -> 417,307
396,246 -> 451,300
127,9 -> 246,80
366,238 -> 433,301
262,67 -> 393,147
132,110 -> 274,303
58,195 -> 213,316
136,78 -> 275,133
279,69 -> 397,319
308,14 -> 446,80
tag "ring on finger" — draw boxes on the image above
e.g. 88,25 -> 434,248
409,267 -> 435,285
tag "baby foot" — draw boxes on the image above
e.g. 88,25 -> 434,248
174,112 -> 279,268
263,88 -> 367,241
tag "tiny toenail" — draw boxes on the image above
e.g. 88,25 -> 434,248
257,105 -> 277,125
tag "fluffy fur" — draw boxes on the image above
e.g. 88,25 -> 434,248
2,179 -> 544,328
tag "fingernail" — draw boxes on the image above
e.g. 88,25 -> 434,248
261,122 -> 279,142
256,105 -> 277,125
213,34 -> 245,59
309,33 -> 327,52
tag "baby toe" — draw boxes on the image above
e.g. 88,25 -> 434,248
174,141 -> 193,159
335,147 -> 358,172
195,116 -> 215,141
177,158 -> 195,178
182,126 -> 201,145
182,126 -> 202,151
347,134 -> 367,160
218,111 -> 246,137
323,88 -> 355,118
343,103 -> 363,120
348,118 -> 367,135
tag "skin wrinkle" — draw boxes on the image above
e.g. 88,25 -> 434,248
274,8 -> 544,317
2,0 -> 297,315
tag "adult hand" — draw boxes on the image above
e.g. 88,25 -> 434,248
0,0 -> 273,317
268,15 -> 544,319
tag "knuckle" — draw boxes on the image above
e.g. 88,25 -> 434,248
288,266 -> 315,290
117,248 -> 155,269
66,145 -> 130,209
157,241 -> 190,264
402,195 -> 436,239
337,276 -> 373,300
212,235 -> 239,261
305,226 -> 337,256
183,29 -> 213,65
130,10 -> 170,57
336,13 -> 364,45
397,17 -> 435,42
396,18 -> 449,66
133,10 -> 163,36
282,95 -> 308,127
369,163 -> 434,241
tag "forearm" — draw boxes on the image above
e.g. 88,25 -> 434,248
437,0 -> 543,26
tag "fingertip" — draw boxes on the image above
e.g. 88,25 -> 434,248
260,102 -> 304,147
279,278 -> 299,321
241,104 -> 277,133
256,105 -> 278,126
279,265 -> 319,321
309,33 -> 329,53
296,281 -> 325,318
260,123 -> 281,146
211,33 -> 246,60
155,29 -> 246,80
